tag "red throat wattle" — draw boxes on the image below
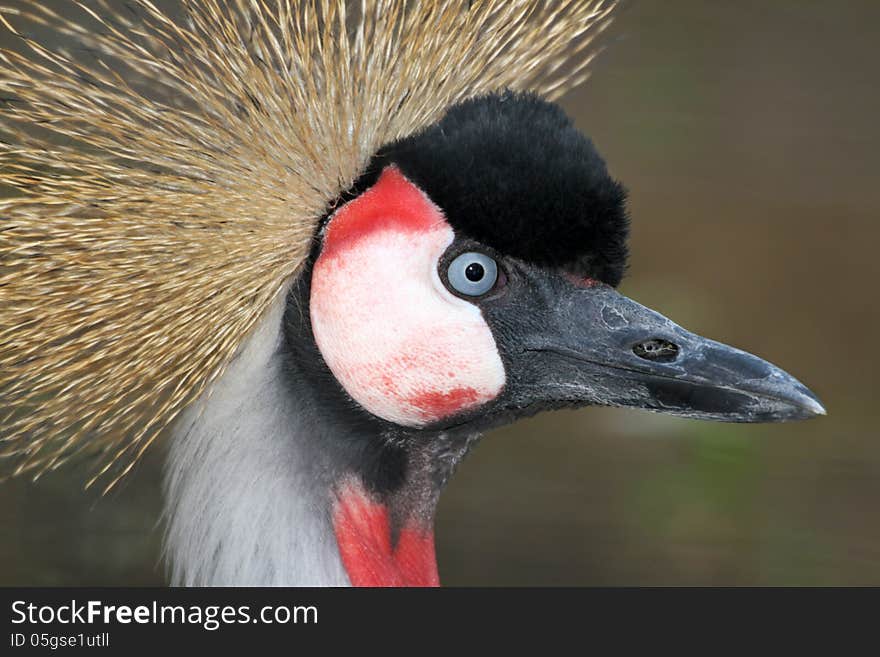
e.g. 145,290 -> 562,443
333,481 -> 439,587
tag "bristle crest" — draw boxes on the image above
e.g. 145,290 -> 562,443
0,0 -> 617,489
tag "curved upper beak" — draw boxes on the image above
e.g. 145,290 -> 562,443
492,268 -> 826,423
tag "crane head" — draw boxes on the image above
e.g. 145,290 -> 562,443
297,92 -> 824,436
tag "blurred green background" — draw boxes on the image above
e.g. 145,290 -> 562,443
2,1 -> 878,585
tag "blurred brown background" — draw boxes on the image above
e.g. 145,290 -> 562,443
2,0 -> 878,585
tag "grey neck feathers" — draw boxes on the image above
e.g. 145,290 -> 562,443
162,293 -> 350,586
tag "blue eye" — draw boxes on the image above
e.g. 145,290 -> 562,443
447,252 -> 498,297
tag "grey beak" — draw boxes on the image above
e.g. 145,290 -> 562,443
508,277 -> 826,423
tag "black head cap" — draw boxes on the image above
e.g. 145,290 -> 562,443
349,90 -> 630,286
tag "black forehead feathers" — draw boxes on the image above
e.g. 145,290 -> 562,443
347,90 -> 629,286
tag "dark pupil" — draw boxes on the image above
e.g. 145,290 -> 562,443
465,262 -> 485,282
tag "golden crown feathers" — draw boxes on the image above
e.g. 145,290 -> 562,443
0,0 -> 616,490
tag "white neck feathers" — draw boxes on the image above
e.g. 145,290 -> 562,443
162,293 -> 350,586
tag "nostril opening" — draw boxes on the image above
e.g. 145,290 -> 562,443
633,338 -> 680,363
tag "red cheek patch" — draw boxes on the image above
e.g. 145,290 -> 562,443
320,166 -> 440,263
311,166 -> 506,427
372,374 -> 479,422
407,388 -> 481,420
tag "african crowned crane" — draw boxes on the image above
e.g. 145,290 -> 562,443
0,1 -> 823,586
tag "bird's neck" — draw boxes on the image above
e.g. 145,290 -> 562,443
163,292 -> 470,586
332,474 -> 439,587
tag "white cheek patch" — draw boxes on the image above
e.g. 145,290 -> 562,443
310,168 -> 506,427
